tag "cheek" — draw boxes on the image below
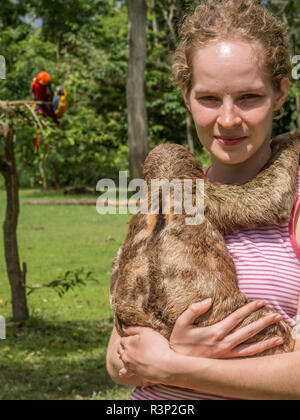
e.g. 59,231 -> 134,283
243,100 -> 273,129
190,104 -> 215,130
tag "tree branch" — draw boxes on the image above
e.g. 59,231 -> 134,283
23,102 -> 45,138
1,100 -> 52,106
0,100 -> 52,116
0,101 -> 16,115
0,119 -> 10,137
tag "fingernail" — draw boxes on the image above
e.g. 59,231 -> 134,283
274,338 -> 283,345
256,300 -> 265,308
274,314 -> 282,321
202,298 -> 212,306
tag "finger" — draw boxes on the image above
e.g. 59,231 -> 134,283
123,326 -> 155,336
120,334 -> 140,350
122,326 -> 142,336
226,313 -> 282,349
215,300 -> 265,337
225,337 -> 284,359
176,299 -> 212,329
119,368 -> 135,377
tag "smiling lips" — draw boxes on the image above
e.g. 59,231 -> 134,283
214,136 -> 248,146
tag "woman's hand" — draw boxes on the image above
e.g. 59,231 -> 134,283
117,327 -> 174,384
170,299 -> 284,359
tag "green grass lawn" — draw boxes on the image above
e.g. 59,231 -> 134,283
0,186 -> 134,400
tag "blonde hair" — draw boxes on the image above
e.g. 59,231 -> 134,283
172,0 -> 292,94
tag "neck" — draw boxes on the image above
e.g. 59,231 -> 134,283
207,140 -> 272,185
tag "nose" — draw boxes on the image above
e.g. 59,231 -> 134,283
216,102 -> 242,129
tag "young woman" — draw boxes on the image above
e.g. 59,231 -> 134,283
106,0 -> 300,400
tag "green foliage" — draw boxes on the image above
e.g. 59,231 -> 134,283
27,268 -> 98,298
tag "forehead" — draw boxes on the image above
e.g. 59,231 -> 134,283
191,40 -> 270,93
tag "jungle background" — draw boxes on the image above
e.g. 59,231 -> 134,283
0,0 -> 300,400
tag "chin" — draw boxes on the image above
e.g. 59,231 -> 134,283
214,140 -> 264,164
218,155 -> 249,165
213,148 -> 252,165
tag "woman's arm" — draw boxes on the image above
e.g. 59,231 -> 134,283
166,345 -> 300,400
118,298 -> 300,400
119,325 -> 300,400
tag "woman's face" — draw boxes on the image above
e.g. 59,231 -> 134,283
182,40 -> 290,165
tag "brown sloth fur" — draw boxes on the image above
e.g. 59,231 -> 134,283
110,132 -> 300,355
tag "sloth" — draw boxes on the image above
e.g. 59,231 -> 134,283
110,132 -> 300,355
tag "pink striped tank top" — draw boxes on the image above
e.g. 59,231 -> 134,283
130,165 -> 300,400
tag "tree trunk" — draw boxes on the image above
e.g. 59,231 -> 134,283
39,160 -> 48,191
186,113 -> 195,154
53,143 -> 61,189
55,35 -> 61,60
150,0 -> 159,48
161,3 -> 177,49
149,0 -> 161,65
0,126 -> 29,322
126,0 -> 148,180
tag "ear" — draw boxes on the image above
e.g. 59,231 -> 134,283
273,77 -> 290,111
181,84 -> 191,112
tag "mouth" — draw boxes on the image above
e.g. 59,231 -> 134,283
214,136 -> 248,146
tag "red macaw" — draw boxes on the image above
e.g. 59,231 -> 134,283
31,72 -> 60,150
